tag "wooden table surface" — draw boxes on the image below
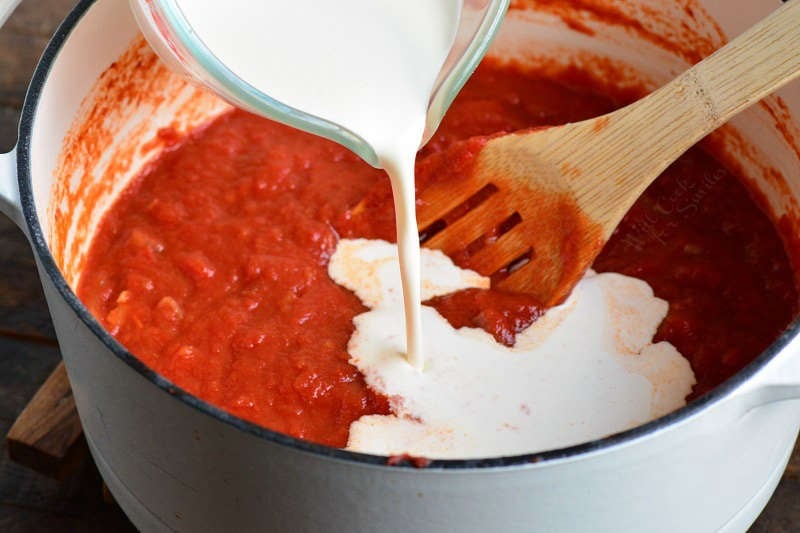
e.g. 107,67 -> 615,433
0,1 -> 798,531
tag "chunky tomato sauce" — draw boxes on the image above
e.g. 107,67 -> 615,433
78,61 -> 798,446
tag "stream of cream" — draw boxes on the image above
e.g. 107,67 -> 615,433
176,0 -> 462,369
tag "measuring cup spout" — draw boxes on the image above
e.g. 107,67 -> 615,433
425,0 -> 510,145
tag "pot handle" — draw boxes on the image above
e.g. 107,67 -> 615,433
0,0 -> 22,29
0,0 -> 26,230
0,148 -> 23,229
739,332 -> 800,409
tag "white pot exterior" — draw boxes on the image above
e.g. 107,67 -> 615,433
34,289 -> 800,532
0,0 -> 798,531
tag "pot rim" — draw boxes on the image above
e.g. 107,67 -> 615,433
16,0 -> 800,470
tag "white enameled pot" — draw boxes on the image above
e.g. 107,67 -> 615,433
0,0 -> 799,531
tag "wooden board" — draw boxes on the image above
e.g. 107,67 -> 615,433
6,362 -> 85,480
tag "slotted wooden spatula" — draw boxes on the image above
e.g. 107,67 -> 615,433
418,0 -> 800,306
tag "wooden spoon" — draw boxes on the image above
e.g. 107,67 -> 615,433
416,0 -> 800,306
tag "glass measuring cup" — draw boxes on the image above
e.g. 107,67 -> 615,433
129,0 -> 510,167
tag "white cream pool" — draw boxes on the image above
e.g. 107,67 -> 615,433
330,239 -> 695,459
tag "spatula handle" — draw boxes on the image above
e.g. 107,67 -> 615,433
571,0 -> 800,231
670,0 -> 800,134
640,0 -> 800,160
631,0 -> 800,148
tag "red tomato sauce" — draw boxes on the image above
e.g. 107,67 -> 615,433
78,60 -> 799,447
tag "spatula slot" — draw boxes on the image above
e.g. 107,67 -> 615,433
490,248 -> 533,285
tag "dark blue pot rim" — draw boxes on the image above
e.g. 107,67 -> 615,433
14,0 -> 800,470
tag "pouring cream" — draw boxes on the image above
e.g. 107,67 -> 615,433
175,0 -> 463,369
